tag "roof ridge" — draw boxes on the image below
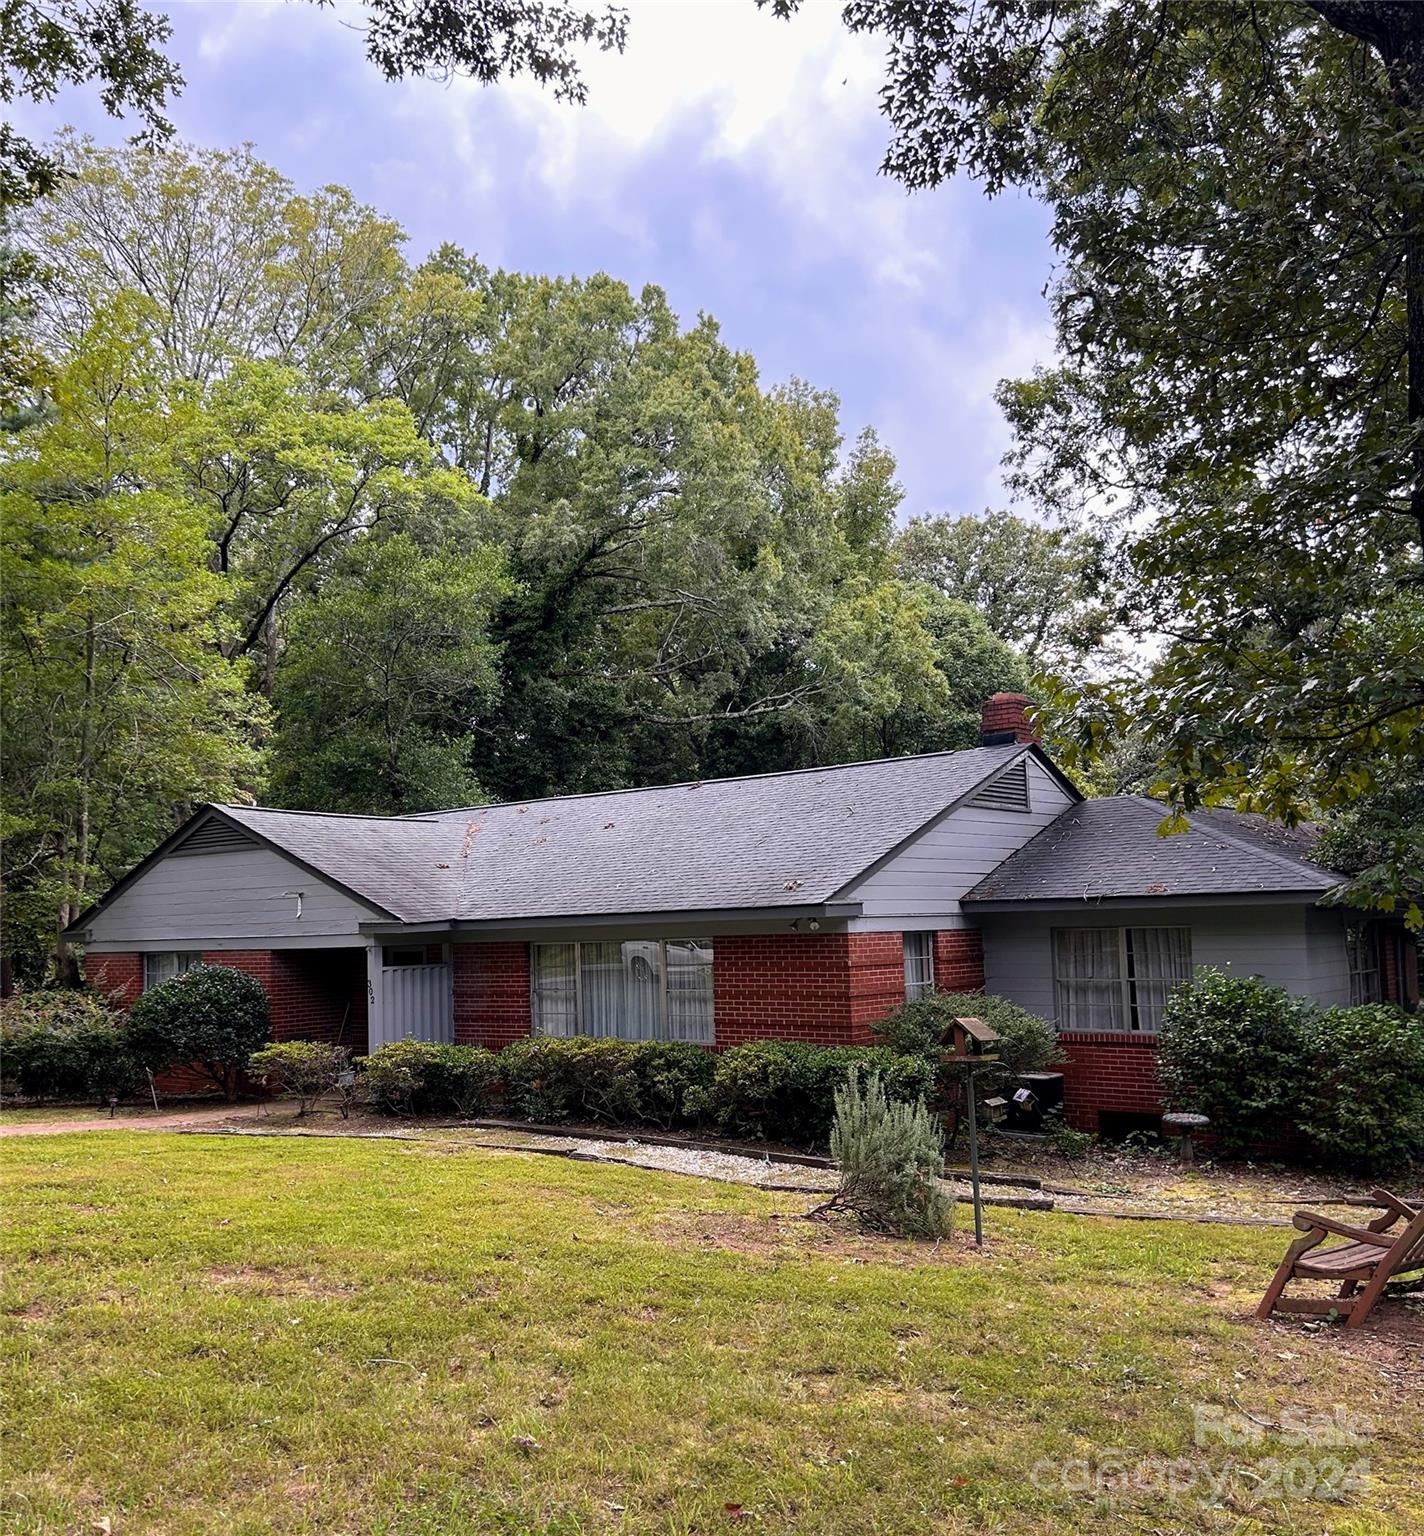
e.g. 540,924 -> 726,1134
1174,802 -> 1337,884
216,804 -> 444,825
416,742 -> 1028,818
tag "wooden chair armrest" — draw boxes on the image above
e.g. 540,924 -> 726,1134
1369,1187 -> 1422,1221
1292,1211 -> 1396,1246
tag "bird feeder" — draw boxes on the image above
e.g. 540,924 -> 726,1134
945,1015 -> 1001,1060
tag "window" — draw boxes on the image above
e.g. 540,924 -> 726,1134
903,932 -> 935,1001
1347,926 -> 1381,1005
383,946 -> 430,968
143,952 -> 200,991
1053,928 -> 1191,1033
531,940 -> 714,1043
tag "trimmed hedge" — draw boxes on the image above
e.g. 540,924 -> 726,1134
359,1036 -> 932,1148
360,1040 -> 499,1118
0,989 -> 144,1102
1159,969 -> 1424,1172
694,1040 -> 935,1146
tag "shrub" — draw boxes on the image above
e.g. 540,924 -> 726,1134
628,1041 -> 717,1129
248,1041 -> 350,1116
700,1041 -> 936,1147
125,964 -> 271,1099
821,1068 -> 952,1239
497,1037 -> 585,1123
0,989 -> 144,1102
1156,969 -> 1309,1153
495,1037 -> 713,1127
873,991 -> 1060,1076
1296,1005 -> 1424,1174
360,1039 -> 441,1115
423,1044 -> 500,1119
360,1040 -> 503,1118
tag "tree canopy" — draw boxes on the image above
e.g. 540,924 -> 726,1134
1,138 -> 1035,977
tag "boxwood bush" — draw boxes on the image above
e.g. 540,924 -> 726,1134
248,1041 -> 351,1116
360,1040 -> 499,1118
125,964 -> 271,1099
1156,969 -> 1310,1154
0,989 -> 144,1103
1296,1004 -> 1424,1174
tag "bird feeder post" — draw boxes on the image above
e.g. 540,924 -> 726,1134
946,1016 -> 1002,1249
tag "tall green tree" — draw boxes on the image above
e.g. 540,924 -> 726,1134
268,532 -> 509,814
895,509 -> 1109,666
0,299 -> 264,981
21,136 -> 406,390
756,0 -> 1424,917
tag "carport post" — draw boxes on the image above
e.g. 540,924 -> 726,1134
365,943 -> 385,1052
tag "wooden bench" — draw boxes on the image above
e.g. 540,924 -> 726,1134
1257,1187 -> 1424,1329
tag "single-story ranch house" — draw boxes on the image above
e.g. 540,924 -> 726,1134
70,696 -> 1419,1131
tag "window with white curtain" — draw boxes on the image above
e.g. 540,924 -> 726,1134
531,940 -> 714,1043
143,952 -> 200,992
1346,926 -> 1381,1005
1052,928 -> 1191,1033
903,932 -> 935,1001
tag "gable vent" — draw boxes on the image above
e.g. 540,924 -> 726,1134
170,818 -> 258,856
969,759 -> 1030,813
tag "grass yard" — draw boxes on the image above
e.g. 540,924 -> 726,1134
2,1135 -> 1419,1536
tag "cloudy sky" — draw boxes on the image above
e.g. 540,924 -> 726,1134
19,0 -> 1060,519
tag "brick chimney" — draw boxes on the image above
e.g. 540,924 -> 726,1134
980,692 -> 1038,746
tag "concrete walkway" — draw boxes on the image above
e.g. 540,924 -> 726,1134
0,1102 -> 267,1138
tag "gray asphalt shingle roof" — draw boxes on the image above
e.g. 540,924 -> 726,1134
215,745 -> 1032,925
963,795 -> 1341,904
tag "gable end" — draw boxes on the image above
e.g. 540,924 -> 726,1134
969,759 -> 1030,813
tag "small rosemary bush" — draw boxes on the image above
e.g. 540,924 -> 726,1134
825,1068 -> 953,1239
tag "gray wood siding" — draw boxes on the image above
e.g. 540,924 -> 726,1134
1303,906 -> 1352,1008
976,903 -> 1335,1022
844,758 -> 1077,931
82,845 -> 380,950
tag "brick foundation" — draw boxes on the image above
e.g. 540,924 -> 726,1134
933,930 -> 985,993
453,942 -> 532,1049
1056,1031 -> 1162,1131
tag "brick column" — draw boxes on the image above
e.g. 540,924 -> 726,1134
933,930 -> 985,993
453,942 -> 531,1049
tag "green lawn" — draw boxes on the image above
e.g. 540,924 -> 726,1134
2,1135 -> 1417,1535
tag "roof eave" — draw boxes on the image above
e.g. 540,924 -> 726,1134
358,900 -> 865,937
963,888 -> 1336,913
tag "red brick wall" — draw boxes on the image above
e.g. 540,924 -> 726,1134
1056,1031 -> 1162,1131
453,942 -> 531,1049
933,930 -> 985,993
714,932 -> 907,1047
86,952 -> 143,1007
